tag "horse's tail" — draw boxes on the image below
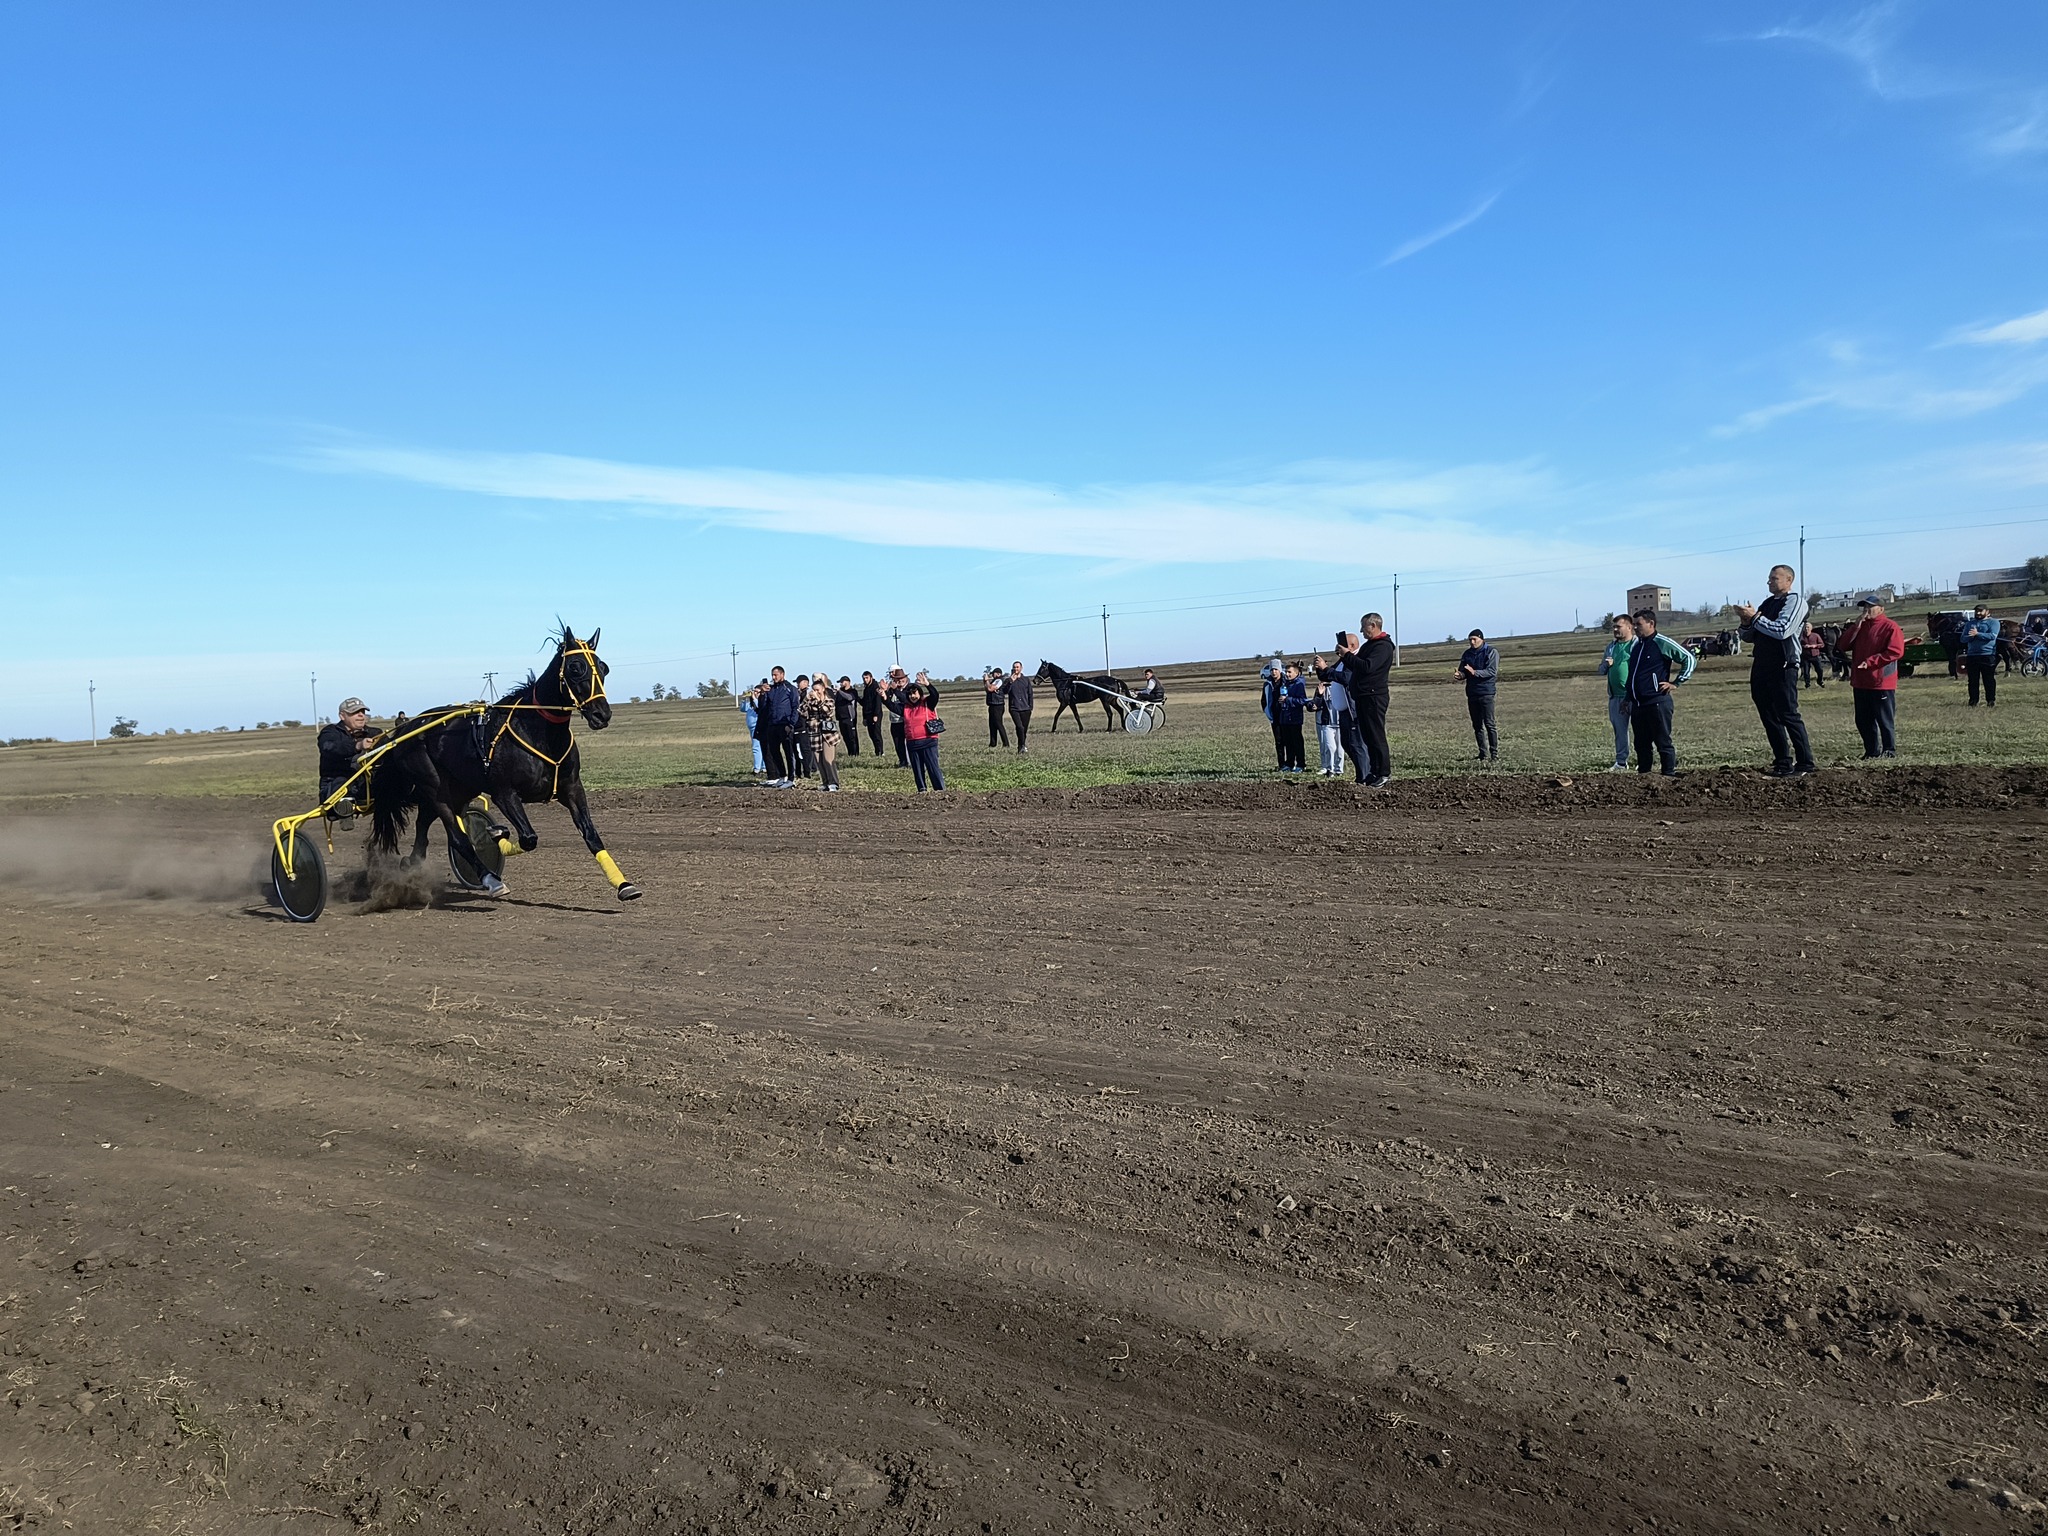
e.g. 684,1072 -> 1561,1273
365,753 -> 413,855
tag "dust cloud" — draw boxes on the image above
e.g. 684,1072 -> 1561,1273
0,813 -> 268,902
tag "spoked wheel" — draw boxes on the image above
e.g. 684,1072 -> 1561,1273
449,805 -> 507,891
1125,703 -> 1155,735
271,833 -> 328,924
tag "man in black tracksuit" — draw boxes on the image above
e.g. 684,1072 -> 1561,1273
834,676 -> 861,756
755,667 -> 802,785
1314,618 -> 1395,786
1005,663 -> 1034,754
859,671 -> 887,759
1457,629 -> 1498,760
1734,564 -> 1816,777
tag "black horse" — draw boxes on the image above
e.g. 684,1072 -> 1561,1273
367,626 -> 641,902
1034,660 -> 1132,732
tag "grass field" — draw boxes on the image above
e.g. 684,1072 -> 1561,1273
4,624 -> 2042,804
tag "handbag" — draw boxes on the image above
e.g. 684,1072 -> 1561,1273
925,716 -> 946,735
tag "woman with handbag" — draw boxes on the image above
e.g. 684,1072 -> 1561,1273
902,683 -> 946,791
803,677 -> 843,792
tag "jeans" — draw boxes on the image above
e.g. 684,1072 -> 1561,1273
1631,692 -> 1677,774
908,738 -> 944,790
1750,662 -> 1814,770
1317,721 -> 1344,774
1966,655 -> 1998,705
1801,652 -> 1828,687
1466,693 -> 1497,755
1606,695 -> 1632,767
1853,688 -> 1896,756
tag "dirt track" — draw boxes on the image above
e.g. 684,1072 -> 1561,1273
4,771 -> 2046,1534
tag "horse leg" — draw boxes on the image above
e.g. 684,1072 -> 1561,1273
494,786 -> 541,852
559,778 -> 641,902
410,801 -> 433,867
430,794 -> 505,895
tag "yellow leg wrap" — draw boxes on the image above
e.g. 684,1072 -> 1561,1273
497,837 -> 522,859
595,849 -> 627,888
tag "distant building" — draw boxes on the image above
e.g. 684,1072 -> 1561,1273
1627,583 -> 1671,616
1959,566 -> 2032,598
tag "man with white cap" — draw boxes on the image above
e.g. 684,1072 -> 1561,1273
318,697 -> 380,812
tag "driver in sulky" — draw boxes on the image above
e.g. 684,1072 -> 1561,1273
318,697 -> 380,814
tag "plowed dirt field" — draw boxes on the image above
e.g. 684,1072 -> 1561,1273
4,770 -> 2046,1534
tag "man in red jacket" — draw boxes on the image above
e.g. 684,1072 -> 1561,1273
1848,594 -> 1905,759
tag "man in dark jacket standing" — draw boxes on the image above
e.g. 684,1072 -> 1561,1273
1735,563 -> 1816,778
1314,617 -> 1395,786
859,671 -> 886,758
1005,662 -> 1034,754
755,666 -> 802,787
834,676 -> 861,756
1456,629 -> 1498,761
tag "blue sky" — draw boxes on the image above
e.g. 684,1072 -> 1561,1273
5,2 -> 2048,737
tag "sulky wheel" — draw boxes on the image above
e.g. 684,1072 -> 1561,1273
449,805 -> 506,891
1124,703 -> 1155,735
271,833 -> 328,924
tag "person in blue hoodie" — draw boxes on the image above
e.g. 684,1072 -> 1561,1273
1455,629 -> 1499,761
1272,662 -> 1309,772
1962,603 -> 2002,708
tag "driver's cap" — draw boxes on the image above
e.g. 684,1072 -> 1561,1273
338,697 -> 367,716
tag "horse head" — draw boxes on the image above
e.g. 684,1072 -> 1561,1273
556,627 -> 613,730
1033,660 -> 1058,682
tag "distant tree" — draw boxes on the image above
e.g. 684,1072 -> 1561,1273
257,721 -> 269,729
628,695 -> 643,704
2028,554 -> 2048,590
108,716 -> 138,738
648,683 -> 666,701
281,718 -> 302,729
695,678 -> 731,698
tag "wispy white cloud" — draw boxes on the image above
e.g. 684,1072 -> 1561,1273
1755,3 -> 2046,158
297,438 -> 1606,573
1948,303 -> 2048,347
1379,192 -> 1500,267
1714,307 -> 2048,436
1756,2 -> 1933,102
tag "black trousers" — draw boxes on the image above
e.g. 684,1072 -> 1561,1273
1010,708 -> 1030,752
1276,719 -> 1305,770
1335,709 -> 1369,783
1853,688 -> 1896,756
1966,655 -> 1998,706
792,728 -> 814,777
986,705 -> 1009,747
1269,718 -> 1289,768
864,714 -> 884,757
890,720 -> 908,766
1800,652 -> 1828,686
760,724 -> 796,780
1750,663 -> 1814,769
1466,692 -> 1496,754
839,717 -> 860,756
1358,692 -> 1391,782
1631,693 -> 1676,774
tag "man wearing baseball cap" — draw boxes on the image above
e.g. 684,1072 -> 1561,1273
1847,596 -> 1904,759
318,697 -> 379,812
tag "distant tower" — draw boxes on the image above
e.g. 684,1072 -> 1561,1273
1626,582 -> 1671,615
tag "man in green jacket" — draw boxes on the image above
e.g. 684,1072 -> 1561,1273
1598,614 -> 1634,771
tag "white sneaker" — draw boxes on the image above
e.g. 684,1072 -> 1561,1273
825,784 -> 841,793
1604,763 -> 1629,773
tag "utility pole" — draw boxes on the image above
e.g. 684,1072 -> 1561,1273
310,671 -> 318,723
1799,523 -> 1806,600
893,626 -> 902,670
482,670 -> 497,700
89,680 -> 97,747
1101,605 -> 1111,672
730,645 -> 740,708
1392,575 -> 1402,666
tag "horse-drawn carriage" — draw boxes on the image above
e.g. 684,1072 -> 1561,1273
1032,660 -> 1166,733
269,628 -> 641,923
